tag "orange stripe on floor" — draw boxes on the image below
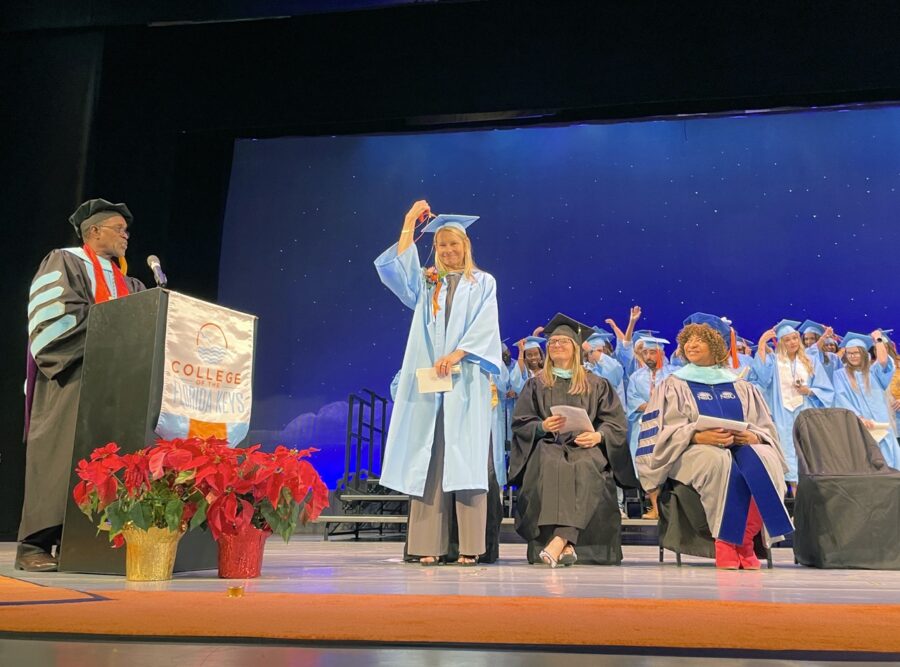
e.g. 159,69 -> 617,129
0,586 -> 899,653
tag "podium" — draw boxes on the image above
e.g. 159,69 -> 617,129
58,288 -> 256,575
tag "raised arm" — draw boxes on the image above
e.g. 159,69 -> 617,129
398,199 -> 431,255
756,328 -> 776,364
873,329 -> 889,367
623,305 -> 641,343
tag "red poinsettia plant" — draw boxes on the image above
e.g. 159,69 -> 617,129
194,442 -> 330,543
73,437 -> 330,547
73,439 -> 210,547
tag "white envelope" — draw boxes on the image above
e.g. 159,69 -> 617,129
416,367 -> 453,393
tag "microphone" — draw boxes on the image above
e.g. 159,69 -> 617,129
147,255 -> 168,288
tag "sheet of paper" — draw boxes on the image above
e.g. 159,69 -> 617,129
868,423 -> 891,443
549,405 -> 595,434
416,367 -> 453,393
695,414 -> 750,432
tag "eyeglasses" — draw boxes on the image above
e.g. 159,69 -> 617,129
98,225 -> 129,238
546,338 -> 572,347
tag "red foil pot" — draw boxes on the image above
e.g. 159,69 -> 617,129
217,524 -> 271,579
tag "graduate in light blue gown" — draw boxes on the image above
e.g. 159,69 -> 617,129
624,337 -> 674,518
584,331 -> 626,406
509,336 -> 545,394
499,342 -> 520,447
374,202 -> 501,563
798,319 -> 843,384
832,331 -> 899,467
616,329 -> 660,381
603,307 -> 646,384
752,319 -> 834,489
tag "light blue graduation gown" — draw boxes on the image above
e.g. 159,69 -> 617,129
375,242 -> 501,495
389,370 -> 401,401
614,340 -> 638,382
728,353 -> 759,386
508,361 -> 534,394
752,353 -> 835,481
586,354 -> 626,406
502,361 -> 518,446
491,364 -> 510,486
833,358 -> 899,467
625,365 -> 674,461
806,346 -> 843,384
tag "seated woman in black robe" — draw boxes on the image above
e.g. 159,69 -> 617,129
509,313 -> 637,567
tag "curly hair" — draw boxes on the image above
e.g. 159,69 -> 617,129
676,323 -> 728,365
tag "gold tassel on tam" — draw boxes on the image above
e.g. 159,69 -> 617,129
118,256 -> 128,275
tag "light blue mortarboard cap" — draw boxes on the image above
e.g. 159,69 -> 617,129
586,333 -> 613,349
640,336 -> 670,350
633,329 -> 660,341
523,336 -> 545,350
842,332 -> 873,350
773,319 -> 802,338
422,214 -> 479,233
798,320 -> 826,336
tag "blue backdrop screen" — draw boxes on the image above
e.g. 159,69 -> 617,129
219,106 -> 900,485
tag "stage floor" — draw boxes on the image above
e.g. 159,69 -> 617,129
3,537 -> 900,604
2,538 -> 900,666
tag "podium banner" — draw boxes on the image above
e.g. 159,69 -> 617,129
155,291 -> 256,445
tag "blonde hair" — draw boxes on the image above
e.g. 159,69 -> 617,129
676,324 -> 728,365
539,338 -> 590,395
433,227 -> 478,281
845,345 -> 872,393
775,333 -> 814,376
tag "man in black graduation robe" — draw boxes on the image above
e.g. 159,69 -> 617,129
509,314 -> 638,565
18,199 -> 146,571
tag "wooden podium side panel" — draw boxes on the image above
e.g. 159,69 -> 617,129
59,288 -> 217,575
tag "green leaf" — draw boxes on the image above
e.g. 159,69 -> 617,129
165,498 -> 184,532
106,504 -> 128,536
259,501 -> 279,531
189,500 -> 208,531
129,502 -> 152,530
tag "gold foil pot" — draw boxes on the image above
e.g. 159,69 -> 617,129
122,524 -> 184,581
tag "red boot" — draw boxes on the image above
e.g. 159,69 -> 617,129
714,539 -> 741,569
737,501 -> 763,570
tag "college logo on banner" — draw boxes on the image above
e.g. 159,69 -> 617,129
156,291 -> 256,445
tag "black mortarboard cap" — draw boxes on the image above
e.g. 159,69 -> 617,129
68,199 -> 133,239
543,313 -> 593,345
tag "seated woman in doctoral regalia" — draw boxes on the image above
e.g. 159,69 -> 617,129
509,313 -> 637,567
635,313 -> 794,569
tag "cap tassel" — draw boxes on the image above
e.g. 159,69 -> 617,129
656,348 -> 664,370
730,328 -> 739,369
118,256 -> 128,276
